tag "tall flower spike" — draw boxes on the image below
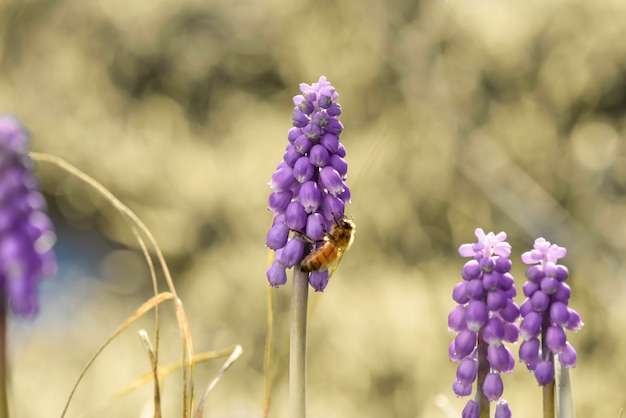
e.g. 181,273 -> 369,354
519,238 -> 583,385
450,228 -> 519,415
265,76 -> 349,291
0,115 -> 57,317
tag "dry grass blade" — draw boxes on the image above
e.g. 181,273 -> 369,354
60,292 -> 174,418
138,330 -> 161,418
31,152 -> 196,416
194,345 -> 244,418
78,347 -> 239,418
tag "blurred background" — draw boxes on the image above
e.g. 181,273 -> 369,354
1,0 -> 625,416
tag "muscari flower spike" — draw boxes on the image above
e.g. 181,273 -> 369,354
518,238 -> 583,386
265,76 -> 349,292
0,115 -> 57,317
450,228 -> 520,415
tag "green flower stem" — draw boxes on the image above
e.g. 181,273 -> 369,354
542,313 -> 555,418
475,332 -> 490,418
290,268 -> 309,418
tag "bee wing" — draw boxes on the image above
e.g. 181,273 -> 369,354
326,248 -> 346,281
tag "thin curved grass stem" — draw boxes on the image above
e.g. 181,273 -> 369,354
30,153 -> 195,417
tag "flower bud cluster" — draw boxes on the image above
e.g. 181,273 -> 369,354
265,76 -> 349,291
518,238 -> 583,386
449,228 -> 519,414
0,115 -> 56,317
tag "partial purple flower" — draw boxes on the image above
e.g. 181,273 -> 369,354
265,77 -> 350,291
519,238 -> 583,386
0,115 -> 57,317
450,228 -> 518,414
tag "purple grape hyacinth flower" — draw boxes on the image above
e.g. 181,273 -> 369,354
450,228 -> 519,414
266,76 -> 349,291
519,238 -> 583,385
0,115 -> 56,317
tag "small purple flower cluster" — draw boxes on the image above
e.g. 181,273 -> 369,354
265,76 -> 349,291
449,228 -> 519,417
0,115 -> 56,317
518,238 -> 583,386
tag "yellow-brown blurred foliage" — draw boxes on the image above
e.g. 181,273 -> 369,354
1,0 -> 625,417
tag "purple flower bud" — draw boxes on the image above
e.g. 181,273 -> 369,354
456,357 -> 478,385
288,127 -> 302,142
327,103 -> 342,116
449,340 -> 463,362
503,322 -> 519,343
309,270 -> 329,291
534,360 -> 554,386
291,108 -> 309,127
299,181 -> 322,214
500,273 -> 514,291
303,123 -> 321,142
293,135 -> 313,155
553,264 -> 569,281
540,277 -> 559,295
482,373 -> 503,401
494,400 -> 512,418
462,260 -> 481,280
494,257 -> 512,273
462,400 -> 480,418
266,223 -> 289,250
320,193 -> 345,222
525,265 -> 545,282
454,329 -> 477,359
487,289 -> 507,311
546,325 -> 567,353
452,282 -> 470,304
552,282 -> 571,303
482,317 -> 505,345
558,342 -> 577,367
448,305 -> 467,332
482,272 -> 501,290
329,154 -> 348,178
565,308 -> 583,331
278,238 -> 305,268
452,379 -> 473,397
319,166 -> 345,196
320,133 -> 340,153
550,301 -> 570,326
266,260 -> 287,287
285,202 -> 307,232
466,300 -> 488,331
523,280 -> 540,297
269,166 -> 295,191
305,213 -> 326,241
519,298 -> 532,316
530,290 -> 550,312
336,143 -> 346,157
465,279 -> 485,300
284,145 -> 301,167
488,345 -> 510,372
293,157 -> 315,183
268,190 -> 292,213
520,311 -> 542,340
309,144 -> 330,167
338,186 -> 351,204
500,300 -> 520,323
519,338 -> 540,364
324,117 -> 344,135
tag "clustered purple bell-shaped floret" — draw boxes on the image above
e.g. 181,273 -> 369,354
518,238 -> 583,386
265,76 -> 349,291
450,228 -> 519,416
0,115 -> 57,317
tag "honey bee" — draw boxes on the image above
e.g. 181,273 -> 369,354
300,216 -> 356,278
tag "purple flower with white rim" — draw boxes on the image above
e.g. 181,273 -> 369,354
519,238 -> 583,385
450,228 -> 519,414
265,76 -> 350,291
0,115 -> 57,317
